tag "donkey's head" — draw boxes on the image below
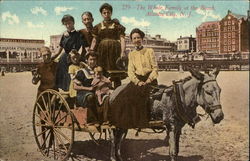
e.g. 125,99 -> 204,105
190,68 -> 224,124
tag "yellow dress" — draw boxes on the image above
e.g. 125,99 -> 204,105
68,64 -> 81,97
128,47 -> 158,84
108,48 -> 159,128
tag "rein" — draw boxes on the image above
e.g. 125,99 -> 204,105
172,80 -> 197,128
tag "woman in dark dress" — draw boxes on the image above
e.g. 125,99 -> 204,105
53,14 -> 88,91
90,3 -> 126,88
108,28 -> 159,129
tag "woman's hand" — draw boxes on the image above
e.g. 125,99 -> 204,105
145,79 -> 151,85
138,81 -> 145,86
120,52 -> 125,58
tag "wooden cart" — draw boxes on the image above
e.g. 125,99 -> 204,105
32,71 -> 165,161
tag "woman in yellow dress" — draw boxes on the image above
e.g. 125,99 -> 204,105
108,28 -> 159,129
90,3 -> 126,88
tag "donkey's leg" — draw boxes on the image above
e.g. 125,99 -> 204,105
114,128 -> 128,161
109,129 -> 116,161
168,122 -> 178,161
175,128 -> 182,155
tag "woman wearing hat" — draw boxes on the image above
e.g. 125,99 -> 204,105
90,3 -> 126,88
108,28 -> 159,129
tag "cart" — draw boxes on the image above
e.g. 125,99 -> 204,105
32,71 -> 165,161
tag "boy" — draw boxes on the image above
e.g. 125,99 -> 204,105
91,66 -> 112,106
32,46 -> 57,96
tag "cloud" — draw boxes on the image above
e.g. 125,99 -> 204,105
1,11 -> 20,24
195,8 -> 221,22
31,6 -> 48,16
26,21 -> 44,28
152,5 -> 189,19
121,16 -> 150,27
54,6 -> 74,15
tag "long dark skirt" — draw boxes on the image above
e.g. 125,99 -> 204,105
97,39 -> 121,71
107,82 -> 151,129
56,52 -> 71,91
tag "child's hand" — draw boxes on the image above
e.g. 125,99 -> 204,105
31,69 -> 38,76
88,87 -> 94,91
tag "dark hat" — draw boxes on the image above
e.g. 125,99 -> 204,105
116,57 -> 128,70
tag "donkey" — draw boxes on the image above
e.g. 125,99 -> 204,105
108,68 -> 224,161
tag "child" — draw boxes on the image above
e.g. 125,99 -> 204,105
68,49 -> 81,98
91,66 -> 112,106
32,46 -> 57,97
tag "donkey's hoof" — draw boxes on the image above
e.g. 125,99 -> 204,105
110,157 -> 116,161
115,155 -> 123,161
171,156 -> 177,161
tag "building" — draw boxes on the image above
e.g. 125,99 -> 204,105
0,38 -> 45,71
50,35 -> 62,53
125,34 -> 176,54
0,38 -> 44,61
196,21 -> 219,53
219,10 -> 249,54
196,10 -> 250,54
176,35 -> 196,53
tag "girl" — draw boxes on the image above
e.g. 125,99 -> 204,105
53,14 -> 88,92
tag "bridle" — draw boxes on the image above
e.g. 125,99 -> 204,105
198,79 -> 222,114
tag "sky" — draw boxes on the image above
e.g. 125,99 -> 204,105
0,0 -> 249,46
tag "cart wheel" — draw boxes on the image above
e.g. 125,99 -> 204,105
33,89 -> 75,161
89,129 -> 108,145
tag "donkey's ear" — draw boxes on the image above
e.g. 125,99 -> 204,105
189,68 -> 204,80
211,67 -> 220,78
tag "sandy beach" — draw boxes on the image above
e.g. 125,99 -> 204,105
0,71 -> 249,161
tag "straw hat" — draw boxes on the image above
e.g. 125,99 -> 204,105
40,47 -> 51,55
116,57 -> 128,70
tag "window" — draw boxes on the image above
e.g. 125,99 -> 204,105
228,21 -> 231,25
202,32 -> 206,37
224,46 -> 227,51
224,41 -> 227,45
228,33 -> 231,38
232,39 -> 235,44
232,32 -> 235,38
232,20 -> 235,25
224,33 -> 227,38
224,27 -> 227,31
232,45 -> 236,51
228,46 -> 231,51
184,40 -> 188,43
228,26 -> 231,31
228,40 -> 231,45
224,21 -> 227,26
232,26 -> 235,31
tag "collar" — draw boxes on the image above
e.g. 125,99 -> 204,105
67,29 -> 76,33
103,20 -> 112,24
135,46 -> 144,51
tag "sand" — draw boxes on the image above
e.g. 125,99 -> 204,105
0,71 -> 249,161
